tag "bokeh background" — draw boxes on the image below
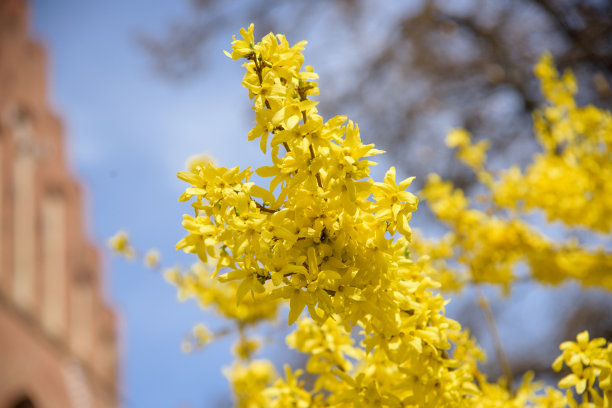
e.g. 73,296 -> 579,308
21,0 -> 612,406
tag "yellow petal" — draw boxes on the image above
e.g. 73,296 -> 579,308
288,292 -> 306,325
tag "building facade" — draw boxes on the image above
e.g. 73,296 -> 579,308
0,1 -> 119,407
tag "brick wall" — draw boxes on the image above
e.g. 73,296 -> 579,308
0,1 -> 119,407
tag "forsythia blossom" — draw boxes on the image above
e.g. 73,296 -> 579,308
143,249 -> 160,268
553,331 -> 612,407
420,53 -> 612,293
170,25 -> 612,407
108,230 -> 135,259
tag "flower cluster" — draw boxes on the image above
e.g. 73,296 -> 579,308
167,26 -> 612,407
178,24 -> 425,336
501,53 -> 612,233
553,331 -> 612,407
175,24 -> 480,406
418,53 -> 612,293
165,262 -> 280,326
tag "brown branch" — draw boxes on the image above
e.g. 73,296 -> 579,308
254,201 -> 277,213
252,53 -> 264,84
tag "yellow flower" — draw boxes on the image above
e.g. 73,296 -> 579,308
445,128 -> 470,148
108,230 -> 135,259
553,330 -> 610,399
445,128 -> 490,171
371,166 -> 418,237
143,249 -> 160,268
226,23 -> 255,60
223,360 -> 276,408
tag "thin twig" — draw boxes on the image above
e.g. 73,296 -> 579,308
475,285 -> 514,392
255,201 -> 277,213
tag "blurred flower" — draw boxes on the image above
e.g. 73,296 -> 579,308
108,230 -> 135,259
182,323 -> 214,353
143,249 -> 160,269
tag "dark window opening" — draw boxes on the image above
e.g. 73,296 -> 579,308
10,396 -> 36,408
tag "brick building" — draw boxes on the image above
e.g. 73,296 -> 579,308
0,1 -> 119,407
